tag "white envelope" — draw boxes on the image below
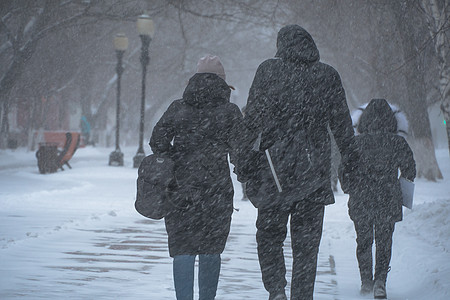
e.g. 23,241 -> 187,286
400,177 -> 414,209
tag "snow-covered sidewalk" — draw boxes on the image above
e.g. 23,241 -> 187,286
0,147 -> 449,299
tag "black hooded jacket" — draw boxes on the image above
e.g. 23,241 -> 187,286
348,99 -> 416,223
150,72 -> 244,256
243,25 -> 358,205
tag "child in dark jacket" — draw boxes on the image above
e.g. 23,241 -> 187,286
346,99 -> 416,299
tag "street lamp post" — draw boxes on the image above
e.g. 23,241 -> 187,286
133,14 -> 155,168
109,33 -> 128,166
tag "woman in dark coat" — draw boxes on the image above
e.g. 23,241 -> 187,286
347,98 -> 416,299
150,55 -> 244,300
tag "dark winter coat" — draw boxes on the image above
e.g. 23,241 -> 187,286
242,24 -> 358,206
150,72 -> 244,257
348,99 -> 416,223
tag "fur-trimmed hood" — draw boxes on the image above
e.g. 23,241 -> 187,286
351,99 -> 409,136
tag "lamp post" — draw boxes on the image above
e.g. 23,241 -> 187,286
109,33 -> 128,166
133,14 -> 155,168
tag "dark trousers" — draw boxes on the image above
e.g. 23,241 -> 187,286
256,199 -> 325,300
354,219 -> 395,284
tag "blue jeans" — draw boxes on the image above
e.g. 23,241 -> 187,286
173,254 -> 221,300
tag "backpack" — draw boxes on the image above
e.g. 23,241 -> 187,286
246,128 -> 323,208
245,61 -> 327,208
135,154 -> 175,219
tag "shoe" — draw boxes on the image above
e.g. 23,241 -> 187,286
373,280 -> 387,299
360,280 -> 374,295
269,293 -> 287,300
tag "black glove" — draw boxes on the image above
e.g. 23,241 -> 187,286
233,150 -> 261,183
339,162 -> 360,194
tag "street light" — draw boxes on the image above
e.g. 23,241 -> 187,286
109,33 -> 128,166
133,14 -> 155,168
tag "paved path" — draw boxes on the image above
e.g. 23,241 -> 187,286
1,200 -> 353,299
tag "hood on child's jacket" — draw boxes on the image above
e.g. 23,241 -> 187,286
357,98 -> 398,134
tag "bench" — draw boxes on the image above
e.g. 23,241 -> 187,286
35,131 -> 81,173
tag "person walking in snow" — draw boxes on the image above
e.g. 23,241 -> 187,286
343,98 -> 416,299
149,55 -> 244,300
80,115 -> 91,146
240,24 -> 359,300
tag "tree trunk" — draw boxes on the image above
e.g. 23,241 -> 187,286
420,0 -> 450,156
391,0 -> 443,181
0,100 -> 10,149
0,17 -> 41,149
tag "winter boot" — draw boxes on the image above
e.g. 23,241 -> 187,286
360,279 -> 374,295
373,280 -> 387,299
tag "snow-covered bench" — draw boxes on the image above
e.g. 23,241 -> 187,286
35,131 -> 81,173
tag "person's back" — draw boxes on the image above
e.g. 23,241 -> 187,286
357,133 -> 413,183
349,99 -> 416,223
149,55 -> 244,300
347,98 -> 416,299
244,25 -> 358,205
154,73 -> 241,194
242,24 -> 359,300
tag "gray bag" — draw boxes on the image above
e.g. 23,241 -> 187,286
135,154 -> 175,219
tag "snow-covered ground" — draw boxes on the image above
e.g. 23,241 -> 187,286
0,146 -> 449,300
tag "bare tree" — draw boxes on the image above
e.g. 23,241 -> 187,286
386,0 -> 443,180
420,0 -> 450,155
0,0 -> 94,148
279,0 -> 444,180
0,0 -> 150,147
2,0 -> 445,183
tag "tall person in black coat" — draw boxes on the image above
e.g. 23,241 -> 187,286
345,98 -> 416,299
242,25 -> 359,300
150,55 -> 244,300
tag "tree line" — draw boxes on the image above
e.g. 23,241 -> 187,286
0,0 -> 448,181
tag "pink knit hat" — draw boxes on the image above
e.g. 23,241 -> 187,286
197,55 -> 226,80
196,55 -> 235,89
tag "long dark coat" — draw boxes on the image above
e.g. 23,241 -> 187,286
348,99 -> 416,223
150,73 -> 244,257
243,24 -> 358,206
